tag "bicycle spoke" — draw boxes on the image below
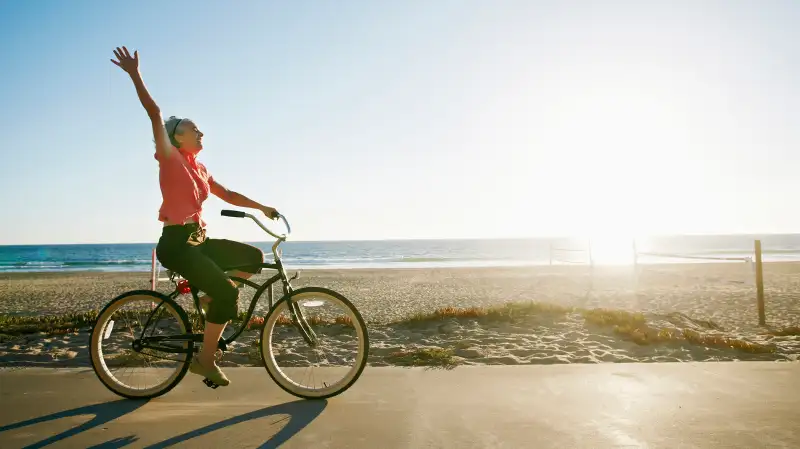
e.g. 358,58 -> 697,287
91,292 -> 191,399
261,288 -> 368,399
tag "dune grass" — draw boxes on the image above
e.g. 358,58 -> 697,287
580,308 -> 775,353
0,307 -> 355,337
399,301 -> 574,325
385,347 -> 460,370
581,308 -> 646,327
610,323 -> 774,353
0,300 -> 790,356
395,303 -> 776,353
767,326 -> 800,336
0,311 -> 99,336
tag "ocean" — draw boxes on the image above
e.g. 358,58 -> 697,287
2,234 -> 800,273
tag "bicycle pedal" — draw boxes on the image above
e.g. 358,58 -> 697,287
202,378 -> 220,389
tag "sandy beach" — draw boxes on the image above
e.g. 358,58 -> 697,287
0,262 -> 798,368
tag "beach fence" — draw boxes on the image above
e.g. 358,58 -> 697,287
546,238 -> 772,325
632,240 -> 755,286
150,248 -> 175,290
548,240 -> 596,304
549,240 -> 593,266
632,239 -> 767,326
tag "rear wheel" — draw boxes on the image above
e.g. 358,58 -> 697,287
90,290 -> 193,399
260,287 -> 369,399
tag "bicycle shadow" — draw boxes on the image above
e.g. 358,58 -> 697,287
0,399 -> 148,449
0,396 -> 326,448
142,399 -> 327,449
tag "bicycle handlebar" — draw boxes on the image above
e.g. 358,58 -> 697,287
220,209 -> 291,240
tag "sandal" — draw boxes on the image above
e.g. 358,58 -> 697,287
189,357 -> 230,386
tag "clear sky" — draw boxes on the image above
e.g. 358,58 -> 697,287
1,0 -> 798,245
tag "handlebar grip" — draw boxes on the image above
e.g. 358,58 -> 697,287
221,209 -> 246,218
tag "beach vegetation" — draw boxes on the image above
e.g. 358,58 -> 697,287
0,300 -> 786,357
767,326 -> 800,336
581,308 -> 646,327
385,347 -> 460,369
399,301 -> 573,325
610,323 -> 774,353
0,311 -> 98,336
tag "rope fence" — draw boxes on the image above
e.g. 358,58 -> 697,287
636,251 -> 752,263
549,241 -> 593,266
150,248 -> 178,290
547,239 -> 771,325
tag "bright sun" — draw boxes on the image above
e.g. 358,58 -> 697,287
588,234 -> 638,265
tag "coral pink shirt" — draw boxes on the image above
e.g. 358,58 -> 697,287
155,147 -> 214,227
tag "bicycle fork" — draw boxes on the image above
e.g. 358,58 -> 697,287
287,297 -> 319,347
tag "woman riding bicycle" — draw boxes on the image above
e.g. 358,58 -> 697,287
110,46 -> 278,387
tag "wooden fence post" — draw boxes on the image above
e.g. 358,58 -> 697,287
755,240 -> 765,326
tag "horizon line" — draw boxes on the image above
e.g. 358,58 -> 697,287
2,231 -> 799,247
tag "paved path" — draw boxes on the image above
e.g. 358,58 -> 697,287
1,362 -> 798,448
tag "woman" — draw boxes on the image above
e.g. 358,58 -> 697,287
110,46 -> 278,386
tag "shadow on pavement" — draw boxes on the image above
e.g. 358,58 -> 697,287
0,395 -> 326,449
0,399 -> 148,449
142,399 -> 328,449
87,435 -> 140,448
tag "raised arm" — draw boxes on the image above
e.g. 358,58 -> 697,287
110,46 -> 173,159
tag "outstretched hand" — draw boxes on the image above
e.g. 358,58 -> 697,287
110,46 -> 139,75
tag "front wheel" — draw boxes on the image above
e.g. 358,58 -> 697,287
260,287 -> 369,399
90,290 -> 193,399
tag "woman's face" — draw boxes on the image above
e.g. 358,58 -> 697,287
174,120 -> 204,153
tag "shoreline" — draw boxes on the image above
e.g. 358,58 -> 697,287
1,263 -> 798,368
2,258 -> 797,275
3,257 -> 799,276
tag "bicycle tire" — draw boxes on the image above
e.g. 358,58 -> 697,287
90,289 -> 193,400
260,286 -> 369,400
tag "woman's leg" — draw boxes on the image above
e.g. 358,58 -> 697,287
196,238 -> 264,303
176,252 -> 241,366
197,273 -> 254,369
158,230 -> 265,384
156,225 -> 241,385
196,270 -> 253,305
194,238 -> 264,366
200,239 -> 264,283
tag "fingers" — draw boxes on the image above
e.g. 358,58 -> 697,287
114,47 -> 129,61
111,46 -> 140,68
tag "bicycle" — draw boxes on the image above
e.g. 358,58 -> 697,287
89,209 -> 370,400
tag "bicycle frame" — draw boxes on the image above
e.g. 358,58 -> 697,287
136,210 -> 318,356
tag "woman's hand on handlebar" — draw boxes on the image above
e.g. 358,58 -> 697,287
260,206 -> 279,220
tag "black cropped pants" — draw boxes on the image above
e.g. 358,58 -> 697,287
155,223 -> 263,324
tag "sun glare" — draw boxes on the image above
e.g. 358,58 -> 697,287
588,233 -> 638,266
501,76 -> 691,245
